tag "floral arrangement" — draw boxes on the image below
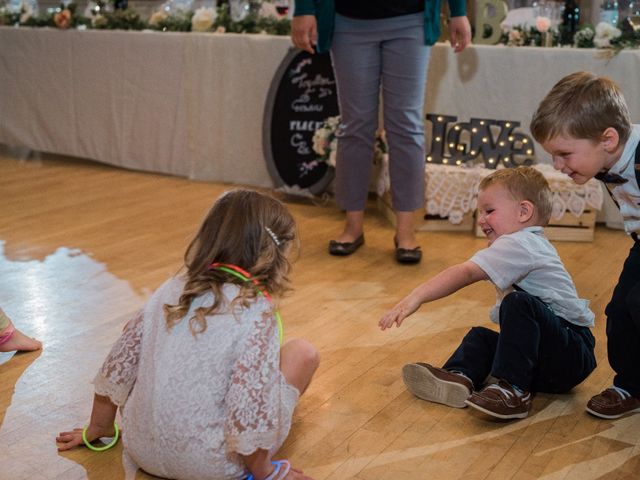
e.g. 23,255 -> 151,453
499,14 -> 640,52
313,116 -> 388,167
499,16 -> 560,47
0,0 -> 291,34
571,21 -> 634,52
304,115 -> 387,177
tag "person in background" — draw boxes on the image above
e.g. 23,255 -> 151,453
291,0 -> 471,264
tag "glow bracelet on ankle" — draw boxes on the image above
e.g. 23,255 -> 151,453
82,422 -> 119,452
246,460 -> 291,480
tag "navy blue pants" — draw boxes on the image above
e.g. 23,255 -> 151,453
443,291 -> 596,393
607,240 -> 640,397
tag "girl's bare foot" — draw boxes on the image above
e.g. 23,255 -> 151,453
0,326 -> 42,352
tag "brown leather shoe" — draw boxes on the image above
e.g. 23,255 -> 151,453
586,387 -> 640,419
328,234 -> 364,256
465,380 -> 532,420
402,362 -> 473,408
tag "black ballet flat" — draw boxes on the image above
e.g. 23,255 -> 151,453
328,234 -> 365,256
394,237 -> 422,264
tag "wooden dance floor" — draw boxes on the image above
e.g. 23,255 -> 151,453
1,151 -> 639,479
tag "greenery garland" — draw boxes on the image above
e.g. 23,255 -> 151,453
3,0 -> 640,53
0,1 -> 291,34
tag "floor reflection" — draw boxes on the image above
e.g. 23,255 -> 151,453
0,243 -> 145,479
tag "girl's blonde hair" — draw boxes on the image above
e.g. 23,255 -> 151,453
163,189 -> 297,335
530,71 -> 631,144
479,167 -> 553,226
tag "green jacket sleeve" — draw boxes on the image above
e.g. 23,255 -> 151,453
294,0 -> 317,16
447,0 -> 467,18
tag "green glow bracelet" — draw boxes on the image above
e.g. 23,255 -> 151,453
82,422 -> 120,452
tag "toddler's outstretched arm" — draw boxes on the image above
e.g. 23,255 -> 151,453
379,261 -> 487,330
56,394 -> 118,451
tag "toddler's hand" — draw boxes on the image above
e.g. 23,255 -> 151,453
379,296 -> 420,330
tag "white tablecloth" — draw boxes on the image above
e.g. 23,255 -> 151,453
0,27 -> 292,187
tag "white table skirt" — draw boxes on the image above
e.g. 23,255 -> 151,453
0,27 -> 293,187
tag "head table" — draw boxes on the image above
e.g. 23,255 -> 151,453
1,27 -> 637,223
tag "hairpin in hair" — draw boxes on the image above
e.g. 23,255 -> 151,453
265,226 -> 281,246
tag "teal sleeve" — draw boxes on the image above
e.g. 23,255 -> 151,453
294,0 -> 317,16
447,0 -> 467,17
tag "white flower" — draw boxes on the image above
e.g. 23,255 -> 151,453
312,132 -> 327,156
535,16 -> 551,33
326,115 -> 340,128
259,2 -> 279,19
19,0 -> 33,23
148,10 -> 168,26
508,29 -> 522,45
594,21 -> 621,48
191,7 -> 216,32
91,13 -> 107,28
328,149 -> 337,167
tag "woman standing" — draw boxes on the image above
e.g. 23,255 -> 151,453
291,0 -> 471,263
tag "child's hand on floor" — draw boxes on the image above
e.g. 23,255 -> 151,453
56,423 -> 117,451
379,294 -> 421,330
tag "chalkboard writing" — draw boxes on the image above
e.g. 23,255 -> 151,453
263,49 -> 339,195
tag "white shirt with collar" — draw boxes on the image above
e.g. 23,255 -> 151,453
470,226 -> 595,327
607,124 -> 640,235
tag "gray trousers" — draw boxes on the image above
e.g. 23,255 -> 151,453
331,12 -> 431,212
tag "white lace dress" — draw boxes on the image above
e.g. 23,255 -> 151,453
93,276 -> 299,480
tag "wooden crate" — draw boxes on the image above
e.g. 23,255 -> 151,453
377,192 -> 474,232
475,209 -> 597,242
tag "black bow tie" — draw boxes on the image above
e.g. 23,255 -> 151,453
595,171 -> 628,184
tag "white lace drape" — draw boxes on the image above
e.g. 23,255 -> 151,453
93,276 -> 298,480
377,161 -> 604,225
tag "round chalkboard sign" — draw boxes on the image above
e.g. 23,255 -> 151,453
263,48 -> 339,195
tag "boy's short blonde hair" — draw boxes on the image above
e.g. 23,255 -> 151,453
530,71 -> 631,145
479,167 -> 553,226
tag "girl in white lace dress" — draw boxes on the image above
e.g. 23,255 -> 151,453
56,190 -> 319,480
